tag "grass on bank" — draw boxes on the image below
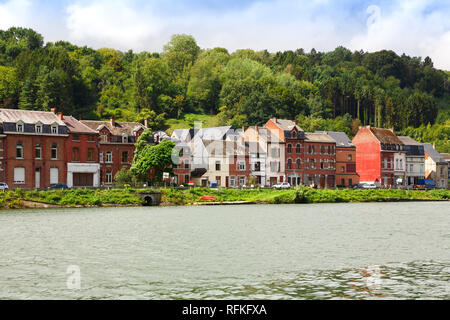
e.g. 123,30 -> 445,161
0,187 -> 448,209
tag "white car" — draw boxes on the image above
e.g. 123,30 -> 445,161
362,183 -> 378,189
0,182 -> 9,190
273,182 -> 291,189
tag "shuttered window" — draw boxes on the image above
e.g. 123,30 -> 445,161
50,168 -> 59,185
14,167 -> 25,184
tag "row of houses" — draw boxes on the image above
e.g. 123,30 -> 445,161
171,118 -> 449,189
0,108 -> 148,189
0,108 -> 447,190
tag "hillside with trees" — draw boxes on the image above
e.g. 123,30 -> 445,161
0,27 -> 449,151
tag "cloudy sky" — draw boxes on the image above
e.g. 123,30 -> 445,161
1,0 -> 450,69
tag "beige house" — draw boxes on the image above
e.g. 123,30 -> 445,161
422,143 -> 448,189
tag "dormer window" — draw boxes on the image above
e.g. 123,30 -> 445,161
35,121 -> 43,134
122,134 -> 128,143
16,121 -> 24,133
101,134 -> 108,142
51,124 -> 58,134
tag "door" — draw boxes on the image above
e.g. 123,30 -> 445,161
270,177 -> 277,186
35,168 -> 40,189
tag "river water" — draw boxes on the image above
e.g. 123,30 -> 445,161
0,202 -> 449,300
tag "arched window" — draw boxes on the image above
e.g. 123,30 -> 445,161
16,121 -> 24,133
287,159 -> 292,169
287,144 -> 292,153
296,159 -> 301,169
296,144 -> 301,154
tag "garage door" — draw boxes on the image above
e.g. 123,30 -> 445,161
73,173 -> 94,187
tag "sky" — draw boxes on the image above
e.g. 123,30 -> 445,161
1,0 -> 450,70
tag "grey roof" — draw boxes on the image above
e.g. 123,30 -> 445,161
398,136 -> 421,146
63,116 -> 97,134
421,143 -> 447,164
305,133 -> 336,143
0,108 -> 65,125
272,119 -> 303,132
316,131 -> 354,147
81,120 -> 145,136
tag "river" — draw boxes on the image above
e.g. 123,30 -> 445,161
0,202 -> 449,300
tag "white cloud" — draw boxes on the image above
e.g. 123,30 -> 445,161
0,0 -> 32,30
66,0 -> 165,51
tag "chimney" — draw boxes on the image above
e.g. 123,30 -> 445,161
58,112 -> 63,120
50,108 -> 57,114
144,118 -> 149,128
110,116 -> 115,126
273,117 -> 277,123
293,120 -> 297,125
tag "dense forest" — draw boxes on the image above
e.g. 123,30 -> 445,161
0,27 -> 449,151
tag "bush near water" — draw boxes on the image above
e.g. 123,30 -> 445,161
0,187 -> 448,209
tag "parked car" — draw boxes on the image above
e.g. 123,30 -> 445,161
353,183 -> 366,189
273,182 -> 291,189
362,183 -> 378,189
48,184 -> 69,189
0,182 -> 9,190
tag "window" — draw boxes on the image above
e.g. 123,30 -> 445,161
88,148 -> 94,162
341,179 -> 345,186
399,159 -> 403,170
341,166 -> 345,173
14,167 -> 25,184
270,161 -> 280,173
287,144 -> 292,153
296,159 -> 301,169
35,124 -> 42,133
122,134 -> 128,143
88,135 -> 96,142
184,160 -> 190,169
50,168 -> 59,185
101,134 -> 108,142
230,176 -> 236,187
384,158 -> 388,169
16,122 -> 24,133
184,175 -> 190,184
72,147 -> 80,162
51,125 -> 58,134
239,176 -> 246,186
99,152 -> 104,163
349,179 -> 353,186
51,144 -> 58,160
35,144 -> 42,159
72,134 -> 80,141
348,154 -> 352,161
296,144 -> 301,154
287,159 -> 292,170
106,171 -> 113,184
179,148 -> 184,157
271,147 -> 280,158
395,159 -> 399,170
16,144 -> 23,159
238,161 -> 245,171
216,161 -> 221,171
321,146 -> 325,154
309,159 -> 315,169
328,146 -> 331,154
308,145 -> 312,154
122,151 -> 128,163
106,151 -> 112,163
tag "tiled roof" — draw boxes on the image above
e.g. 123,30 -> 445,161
272,119 -> 303,132
81,120 -> 145,136
369,127 -> 404,145
316,131 -> 354,147
305,133 -> 336,143
0,108 -> 65,125
441,153 -> 450,161
63,116 -> 97,134
398,136 -> 421,146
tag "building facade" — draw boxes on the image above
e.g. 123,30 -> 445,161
62,115 -> 100,188
0,108 -> 68,189
398,136 -> 425,188
353,126 -> 406,187
81,118 -> 146,186
304,133 -> 336,188
422,143 -> 448,189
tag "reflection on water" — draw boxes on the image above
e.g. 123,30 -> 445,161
0,202 -> 449,300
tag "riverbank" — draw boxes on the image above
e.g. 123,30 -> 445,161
0,187 -> 449,210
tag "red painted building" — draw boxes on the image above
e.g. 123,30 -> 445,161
0,108 -> 68,189
62,115 -> 100,188
81,118 -> 147,186
304,133 -> 336,188
265,118 -> 305,186
353,126 -> 406,187
172,141 -> 192,185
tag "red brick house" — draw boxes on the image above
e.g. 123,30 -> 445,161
172,141 -> 191,185
353,126 -> 406,187
265,118 -> 304,186
0,108 -> 68,189
304,133 -> 337,188
317,131 -> 359,187
81,118 -> 147,186
62,115 -> 100,188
